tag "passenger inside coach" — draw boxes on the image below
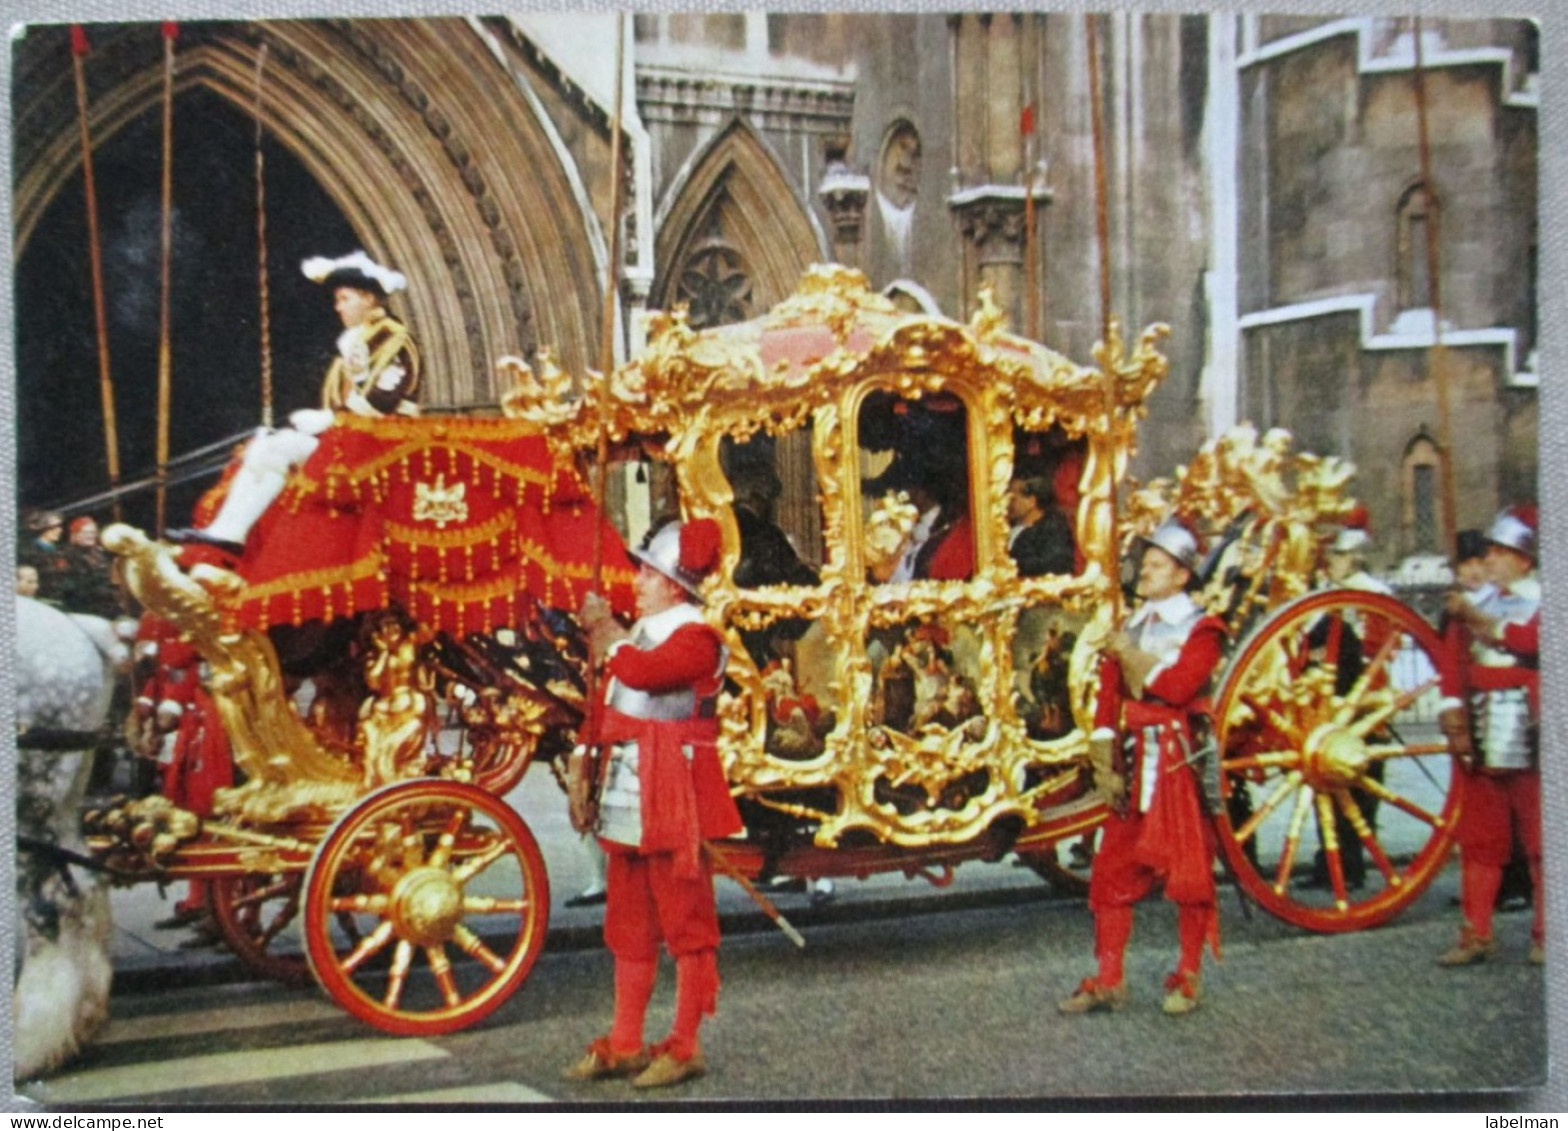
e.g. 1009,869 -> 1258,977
859,393 -> 975,583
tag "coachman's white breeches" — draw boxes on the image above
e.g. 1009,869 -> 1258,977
200,409 -> 335,544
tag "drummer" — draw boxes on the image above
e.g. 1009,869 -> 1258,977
1059,516 -> 1226,1016
1436,505 -> 1543,967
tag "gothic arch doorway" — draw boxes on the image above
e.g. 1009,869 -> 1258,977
13,19 -> 608,409
654,119 -> 825,327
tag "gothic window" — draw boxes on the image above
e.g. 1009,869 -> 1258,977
674,210 -> 754,329
1396,182 -> 1435,311
1401,431 -> 1442,555
878,121 -> 922,211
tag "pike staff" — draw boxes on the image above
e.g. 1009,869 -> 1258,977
589,12 -> 627,622
253,41 -> 274,429
1412,17 -> 1459,557
70,25 -> 122,523
1085,13 -> 1121,620
155,21 -> 178,537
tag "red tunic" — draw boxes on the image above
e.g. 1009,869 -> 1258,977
590,619 -> 743,871
589,613 -> 743,969
1090,603 -> 1225,926
1443,596 -> 1541,865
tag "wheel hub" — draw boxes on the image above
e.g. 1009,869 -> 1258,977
1303,722 -> 1368,789
389,866 -> 463,946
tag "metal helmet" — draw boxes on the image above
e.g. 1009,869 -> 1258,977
630,518 -> 722,595
1485,506 -> 1537,561
1330,526 -> 1372,556
1140,516 -> 1202,574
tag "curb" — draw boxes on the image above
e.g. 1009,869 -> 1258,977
109,880 -> 1071,995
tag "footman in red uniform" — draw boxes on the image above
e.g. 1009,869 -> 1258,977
1437,505 -> 1543,967
1060,516 -> 1226,1016
565,518 -> 743,1088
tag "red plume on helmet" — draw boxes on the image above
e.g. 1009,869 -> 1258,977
1331,503 -> 1373,555
631,517 -> 723,595
679,518 -> 722,580
1486,504 -> 1538,560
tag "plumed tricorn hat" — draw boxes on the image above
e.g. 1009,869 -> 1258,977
301,250 -> 406,298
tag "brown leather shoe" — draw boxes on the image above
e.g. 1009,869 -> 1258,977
1437,931 -> 1497,967
562,1038 -> 651,1082
1162,971 -> 1202,1015
1057,977 -> 1128,1014
632,1045 -> 707,1089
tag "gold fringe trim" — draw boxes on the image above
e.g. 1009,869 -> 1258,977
237,550 -> 388,605
320,440 -> 559,493
385,508 -> 517,548
516,536 -> 636,585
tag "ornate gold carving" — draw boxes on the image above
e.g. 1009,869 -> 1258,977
569,268 -> 1167,846
498,348 -> 580,431
1123,423 -> 1361,632
82,795 -> 202,869
103,525 -> 363,825
412,474 -> 470,528
356,614 -> 437,789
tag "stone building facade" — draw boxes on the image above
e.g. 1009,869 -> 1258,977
11,14 -> 1537,559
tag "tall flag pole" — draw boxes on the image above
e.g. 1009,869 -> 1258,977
1412,17 -> 1458,555
70,25 -> 122,522
254,41 -> 274,429
155,21 -> 178,537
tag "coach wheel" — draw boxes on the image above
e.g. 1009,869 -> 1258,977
211,871 -> 310,984
302,778 -> 550,1035
1213,589 -> 1463,932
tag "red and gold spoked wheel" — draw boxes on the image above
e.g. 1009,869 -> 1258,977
1213,589 -> 1463,932
211,871 -> 310,985
302,779 -> 550,1035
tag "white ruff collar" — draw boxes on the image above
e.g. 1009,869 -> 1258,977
633,601 -> 707,645
1127,591 -> 1199,630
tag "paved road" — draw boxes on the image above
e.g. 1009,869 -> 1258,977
15,857 -> 1552,1108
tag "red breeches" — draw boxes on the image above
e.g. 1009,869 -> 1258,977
1456,769 -> 1543,944
600,840 -> 721,961
1088,810 -> 1215,912
1456,769 -> 1541,866
1088,810 -> 1217,985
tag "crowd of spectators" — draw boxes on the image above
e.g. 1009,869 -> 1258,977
17,509 -> 127,617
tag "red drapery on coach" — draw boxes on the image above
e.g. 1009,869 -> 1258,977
228,416 -> 637,635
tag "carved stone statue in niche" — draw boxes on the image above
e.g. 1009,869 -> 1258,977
878,122 -> 922,211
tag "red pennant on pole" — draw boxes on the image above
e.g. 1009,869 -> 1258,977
162,21 -> 179,40
1020,103 -> 1036,136
70,24 -> 90,56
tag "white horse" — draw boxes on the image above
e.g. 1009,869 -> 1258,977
13,596 -> 127,1081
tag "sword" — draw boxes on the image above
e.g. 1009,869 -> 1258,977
703,842 -> 806,949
